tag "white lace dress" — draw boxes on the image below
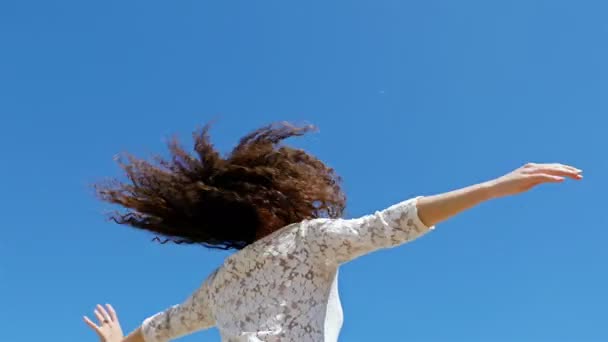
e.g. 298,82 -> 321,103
141,197 -> 434,342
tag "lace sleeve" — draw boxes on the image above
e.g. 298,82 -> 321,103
306,197 -> 434,264
141,274 -> 216,342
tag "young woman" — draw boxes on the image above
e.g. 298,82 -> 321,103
84,123 -> 582,342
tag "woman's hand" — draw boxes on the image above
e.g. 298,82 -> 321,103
487,162 -> 583,198
84,304 -> 124,342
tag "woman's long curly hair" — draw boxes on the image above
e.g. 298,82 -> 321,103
95,122 -> 346,250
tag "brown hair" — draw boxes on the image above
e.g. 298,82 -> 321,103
95,122 -> 346,250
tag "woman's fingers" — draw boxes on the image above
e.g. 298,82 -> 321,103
529,164 -> 582,179
554,163 -> 582,173
94,308 -> 106,324
542,168 -> 580,179
549,163 -> 583,176
530,174 -> 565,183
84,316 -> 102,335
106,304 -> 118,322
97,304 -> 112,323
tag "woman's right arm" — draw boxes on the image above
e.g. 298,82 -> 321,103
308,162 -> 582,264
416,162 -> 581,227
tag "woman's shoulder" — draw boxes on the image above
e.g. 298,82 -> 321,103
220,219 -> 333,266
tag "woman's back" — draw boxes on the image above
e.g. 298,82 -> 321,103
211,220 -> 343,342
140,198 -> 433,342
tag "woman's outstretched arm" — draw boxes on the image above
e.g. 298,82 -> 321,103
416,162 -> 582,227
307,162 -> 582,264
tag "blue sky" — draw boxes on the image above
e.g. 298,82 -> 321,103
0,0 -> 606,341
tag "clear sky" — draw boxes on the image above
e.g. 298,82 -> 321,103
1,1 -> 606,341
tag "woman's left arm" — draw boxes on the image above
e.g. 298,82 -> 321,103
85,275 -> 216,342
121,328 -> 145,342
